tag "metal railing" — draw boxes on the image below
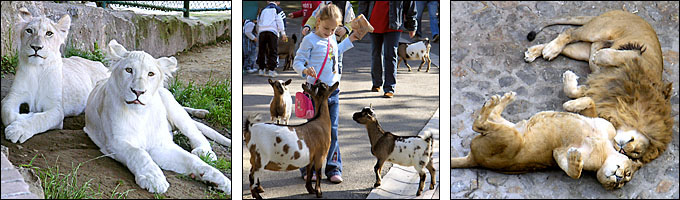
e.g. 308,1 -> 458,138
99,1 -> 231,17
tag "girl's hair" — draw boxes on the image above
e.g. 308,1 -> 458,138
317,4 -> 342,24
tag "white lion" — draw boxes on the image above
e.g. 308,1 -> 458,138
1,8 -> 109,143
83,40 -> 231,194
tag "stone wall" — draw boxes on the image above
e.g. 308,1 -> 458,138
1,1 -> 230,58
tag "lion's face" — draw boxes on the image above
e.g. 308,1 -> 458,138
106,40 -> 177,109
16,8 -> 70,65
596,153 -> 639,190
613,128 -> 649,160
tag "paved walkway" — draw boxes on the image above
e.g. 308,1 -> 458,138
451,1 -> 679,198
367,109 -> 440,199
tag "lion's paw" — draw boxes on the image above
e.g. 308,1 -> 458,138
567,147 -> 583,179
524,44 -> 545,62
192,146 -> 217,161
562,71 -> 581,98
542,41 -> 563,61
5,121 -> 35,143
591,48 -> 616,66
136,170 -> 169,194
501,92 -> 516,103
190,109 -> 210,119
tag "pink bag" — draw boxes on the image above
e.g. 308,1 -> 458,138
295,41 -> 331,119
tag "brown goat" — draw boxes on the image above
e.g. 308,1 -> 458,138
244,81 -> 339,199
268,78 -> 292,124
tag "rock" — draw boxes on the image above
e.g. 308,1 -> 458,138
18,167 -> 44,198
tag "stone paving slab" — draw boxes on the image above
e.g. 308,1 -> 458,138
367,109 -> 440,199
1,152 -> 40,199
451,1 -> 679,199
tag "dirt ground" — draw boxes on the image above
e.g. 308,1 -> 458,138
0,42 -> 232,199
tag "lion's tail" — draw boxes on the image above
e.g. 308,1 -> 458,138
451,154 -> 477,168
527,16 -> 595,41
194,120 -> 232,147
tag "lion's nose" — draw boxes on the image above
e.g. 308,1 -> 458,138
131,88 -> 145,97
31,45 -> 42,52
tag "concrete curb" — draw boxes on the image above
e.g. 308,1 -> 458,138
1,152 -> 40,199
367,109 -> 440,199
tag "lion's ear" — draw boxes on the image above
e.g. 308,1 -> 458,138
107,39 -> 128,61
157,57 -> 178,78
18,7 -> 32,23
56,15 -> 71,44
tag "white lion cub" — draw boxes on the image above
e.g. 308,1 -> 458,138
1,8 -> 109,143
83,40 -> 231,194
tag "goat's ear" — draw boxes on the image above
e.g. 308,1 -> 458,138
285,79 -> 292,85
18,7 -> 32,23
107,39 -> 128,62
369,103 -> 373,109
329,82 -> 339,92
268,78 -> 274,85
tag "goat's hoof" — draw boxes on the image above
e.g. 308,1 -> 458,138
315,191 -> 322,198
306,186 -> 316,194
374,182 -> 381,187
430,184 -> 435,189
254,186 -> 265,193
416,191 -> 422,196
251,191 -> 263,199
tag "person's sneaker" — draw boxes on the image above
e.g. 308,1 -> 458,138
268,70 -> 279,77
302,174 -> 317,181
258,69 -> 265,76
329,175 -> 343,184
246,68 -> 258,74
371,86 -> 381,92
432,34 -> 440,43
383,92 -> 394,98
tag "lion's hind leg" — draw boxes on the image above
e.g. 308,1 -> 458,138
554,147 -> 585,179
489,92 -> 516,127
526,42 -> 591,63
472,95 -> 501,134
591,47 -> 645,68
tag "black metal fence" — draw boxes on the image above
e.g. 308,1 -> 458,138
99,1 -> 231,17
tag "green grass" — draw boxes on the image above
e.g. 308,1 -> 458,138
198,153 -> 231,172
19,154 -> 132,199
168,74 -> 232,130
1,52 -> 18,77
64,42 -> 107,64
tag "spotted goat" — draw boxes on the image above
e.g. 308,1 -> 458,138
397,38 -> 437,72
244,82 -> 339,199
352,105 -> 436,196
268,78 -> 292,124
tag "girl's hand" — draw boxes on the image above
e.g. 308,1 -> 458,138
303,67 -> 317,77
302,27 -> 311,36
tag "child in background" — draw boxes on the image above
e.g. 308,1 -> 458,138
257,1 -> 288,77
293,4 -> 360,184
288,1 -> 322,31
243,19 -> 258,74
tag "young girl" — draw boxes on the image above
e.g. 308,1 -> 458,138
292,4 -> 359,184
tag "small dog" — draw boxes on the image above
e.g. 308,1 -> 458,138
397,39 -> 437,72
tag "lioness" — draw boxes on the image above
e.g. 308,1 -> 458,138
83,40 -> 231,194
1,8 -> 109,143
451,92 -> 641,190
523,10 -> 673,164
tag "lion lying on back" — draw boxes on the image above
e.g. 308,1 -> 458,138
524,10 -> 673,164
83,40 -> 231,194
451,92 -> 641,190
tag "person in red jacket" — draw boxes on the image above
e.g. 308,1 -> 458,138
287,1 -> 322,30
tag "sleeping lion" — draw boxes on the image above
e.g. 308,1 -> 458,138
523,10 -> 673,164
451,92 -> 641,190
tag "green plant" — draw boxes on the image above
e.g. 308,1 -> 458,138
198,153 -> 231,172
64,42 -> 107,64
204,187 -> 230,199
109,180 -> 135,199
1,52 -> 18,76
168,73 -> 232,130
19,154 -> 112,199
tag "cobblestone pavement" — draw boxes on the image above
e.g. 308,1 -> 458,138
450,1 -> 679,198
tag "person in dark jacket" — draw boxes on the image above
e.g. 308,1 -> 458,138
358,1 -> 417,98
